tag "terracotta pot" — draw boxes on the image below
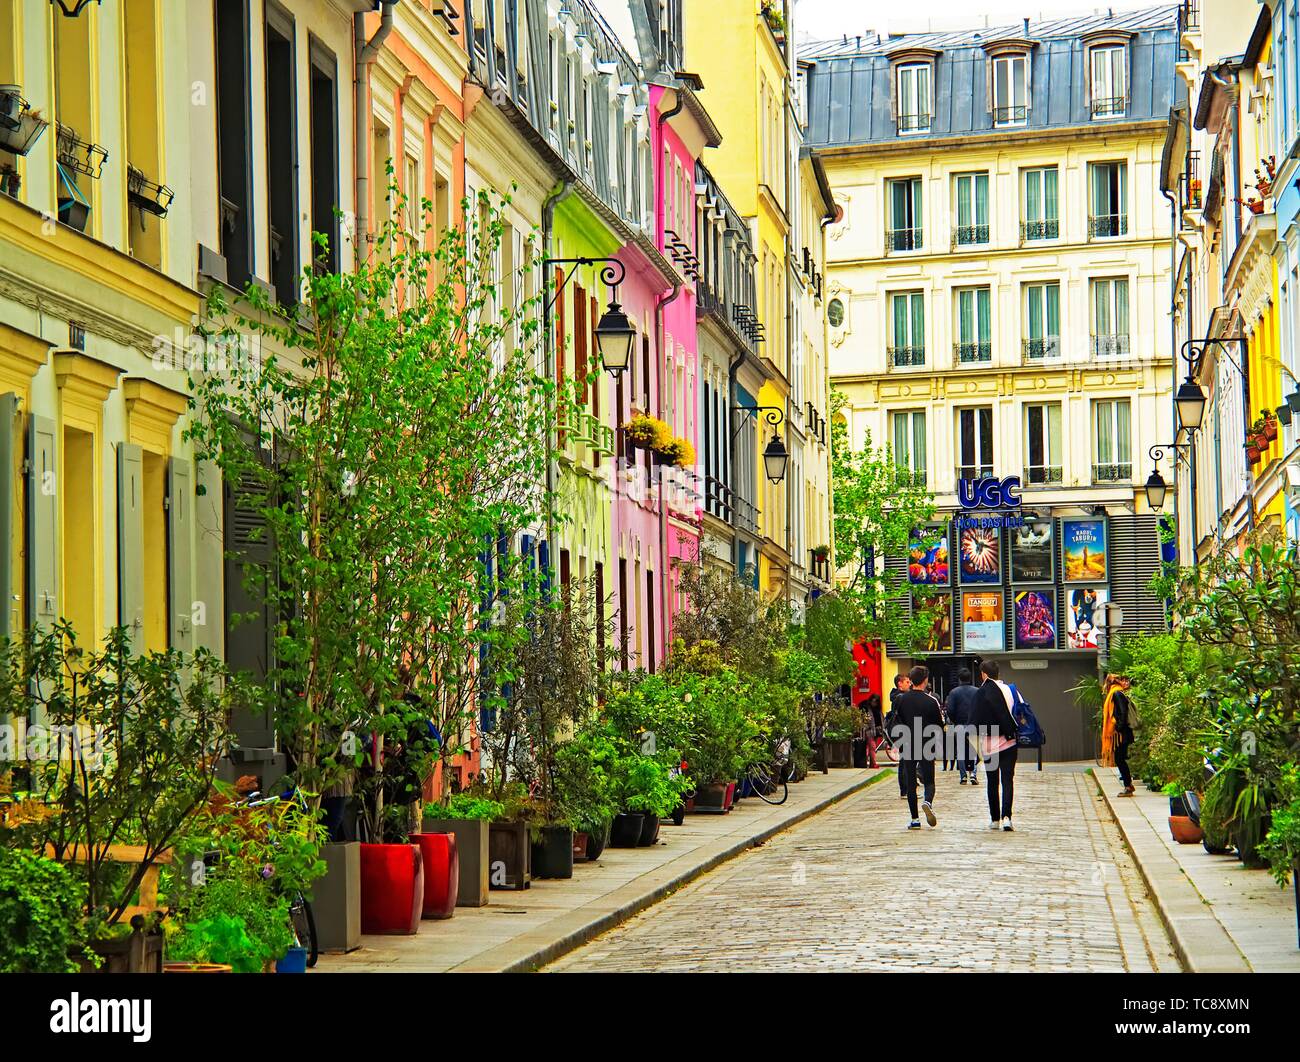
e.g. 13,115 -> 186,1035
1169,815 -> 1204,845
163,962 -> 232,973
1247,445 -> 1261,463
1263,419 -> 1278,441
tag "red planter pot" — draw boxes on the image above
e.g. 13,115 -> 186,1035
724,782 -> 737,811
359,843 -> 424,935
1168,815 -> 1204,845
410,833 -> 459,920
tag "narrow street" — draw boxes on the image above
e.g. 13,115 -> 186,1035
549,767 -> 1179,972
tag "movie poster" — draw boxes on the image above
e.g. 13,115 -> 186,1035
959,526 -> 1001,584
908,526 -> 950,586
1067,586 -> 1107,650
1011,519 -> 1054,583
921,592 -> 952,652
962,591 -> 1004,652
1014,589 -> 1056,650
1062,518 -> 1108,582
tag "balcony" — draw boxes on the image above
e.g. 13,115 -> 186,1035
895,467 -> 927,488
1092,462 -> 1132,484
1024,464 -> 1063,486
886,227 -> 922,253
897,112 -> 931,135
1020,218 -> 1059,242
1091,97 -> 1127,119
561,405 -> 615,457
954,341 -> 992,364
1022,337 -> 1060,361
953,224 -> 989,247
889,345 -> 925,368
1088,213 -> 1128,238
994,105 -> 1027,126
955,464 -> 995,482
1091,333 -> 1130,357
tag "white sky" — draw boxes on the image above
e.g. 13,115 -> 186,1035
793,0 -> 1164,43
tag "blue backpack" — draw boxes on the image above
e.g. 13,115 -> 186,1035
1009,685 -> 1046,748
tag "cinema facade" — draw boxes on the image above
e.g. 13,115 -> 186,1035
880,474 -> 1171,763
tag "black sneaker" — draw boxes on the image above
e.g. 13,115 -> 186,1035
922,801 -> 937,827
907,819 -> 921,830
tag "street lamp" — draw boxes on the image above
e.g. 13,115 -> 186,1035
1175,376 -> 1207,432
593,300 -> 635,375
763,432 -> 789,484
1144,443 -> 1185,511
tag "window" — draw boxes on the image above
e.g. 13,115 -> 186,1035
1091,278 -> 1130,355
955,287 -> 992,363
1088,161 -> 1128,237
265,8 -> 298,305
1023,282 -> 1060,360
404,152 -> 421,233
1092,399 -> 1132,481
993,54 -> 1028,125
308,40 -> 339,274
1090,44 -> 1127,118
889,291 -> 925,366
215,0 -> 253,287
827,297 -> 844,328
953,172 -> 989,246
892,410 -> 927,486
1021,166 -> 1058,241
1024,403 -> 1062,484
957,406 -> 994,480
887,177 -> 923,251
896,63 -> 931,134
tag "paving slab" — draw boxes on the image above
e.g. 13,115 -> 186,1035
315,765 -> 886,973
1094,771 -> 1300,973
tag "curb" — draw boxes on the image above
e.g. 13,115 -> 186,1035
450,769 -> 893,972
1091,772 -> 1250,973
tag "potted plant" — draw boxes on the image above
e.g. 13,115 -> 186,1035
655,435 -> 696,468
811,544 -> 830,562
422,792 -> 503,907
1163,781 -> 1188,818
554,728 -> 619,862
821,703 -> 858,768
622,413 -> 672,451
1262,410 -> 1279,442
1259,765 -> 1300,948
617,755 -> 685,847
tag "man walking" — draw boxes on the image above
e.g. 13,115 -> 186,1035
888,673 -> 912,798
943,668 -> 980,784
890,665 -> 943,829
974,660 -> 1020,831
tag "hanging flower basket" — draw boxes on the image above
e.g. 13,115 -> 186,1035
622,413 -> 671,450
811,544 -> 830,561
1261,412 -> 1279,442
654,435 -> 695,468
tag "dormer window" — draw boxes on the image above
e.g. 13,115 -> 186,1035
1083,32 -> 1131,119
993,54 -> 1028,125
896,62 -> 932,134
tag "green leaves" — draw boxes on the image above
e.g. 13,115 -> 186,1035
0,849 -> 89,973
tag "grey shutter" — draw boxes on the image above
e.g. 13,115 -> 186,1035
223,464 -> 276,748
27,414 -> 58,633
167,457 -> 194,652
0,394 -> 17,639
117,443 -> 145,649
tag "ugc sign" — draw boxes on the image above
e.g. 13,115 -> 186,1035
956,475 -> 1024,529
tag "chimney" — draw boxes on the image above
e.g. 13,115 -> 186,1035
1023,17 -> 1030,36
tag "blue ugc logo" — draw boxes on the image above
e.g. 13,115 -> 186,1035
958,475 -> 1023,510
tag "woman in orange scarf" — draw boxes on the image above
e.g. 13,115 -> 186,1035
1100,674 -> 1135,795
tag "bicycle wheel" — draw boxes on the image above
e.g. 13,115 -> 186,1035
749,763 -> 789,806
290,892 -> 318,969
878,736 -> 900,764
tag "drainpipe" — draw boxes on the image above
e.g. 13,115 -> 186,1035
1161,187 -> 1193,557
541,177 -> 575,563
354,2 -> 396,252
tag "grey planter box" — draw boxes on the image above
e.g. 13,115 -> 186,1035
487,821 -> 531,890
421,817 -> 490,907
315,842 -> 361,953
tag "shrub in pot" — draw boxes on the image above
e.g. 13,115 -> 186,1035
0,848 -> 91,972
553,727 -> 619,862
617,755 -> 686,847
422,793 -> 502,906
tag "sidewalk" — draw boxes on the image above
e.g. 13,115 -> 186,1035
1094,772 -> 1300,973
317,765 -> 887,972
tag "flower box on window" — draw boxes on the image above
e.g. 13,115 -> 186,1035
127,164 -> 175,218
0,87 -> 48,156
56,123 -> 108,179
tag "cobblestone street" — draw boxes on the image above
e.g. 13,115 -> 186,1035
549,766 -> 1179,972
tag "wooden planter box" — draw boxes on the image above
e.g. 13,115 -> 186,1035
488,821 -> 531,890
78,927 -> 164,973
823,738 -> 854,768
422,817 -> 490,907
314,841 -> 361,953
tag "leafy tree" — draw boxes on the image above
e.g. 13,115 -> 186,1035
187,184 -> 563,834
828,388 -> 937,650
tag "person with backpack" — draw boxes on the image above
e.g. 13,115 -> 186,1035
974,659 -> 1019,831
943,668 -> 980,784
1100,674 -> 1135,796
889,665 -> 944,829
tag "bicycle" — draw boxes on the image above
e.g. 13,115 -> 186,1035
867,729 -> 900,765
745,738 -> 793,805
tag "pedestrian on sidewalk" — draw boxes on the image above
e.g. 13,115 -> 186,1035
1101,674 -> 1136,796
943,668 -> 980,784
888,673 -> 912,798
889,665 -> 943,829
862,692 -> 884,769
974,659 -> 1019,831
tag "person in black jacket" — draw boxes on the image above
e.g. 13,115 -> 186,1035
890,665 -> 944,829
889,673 -> 912,797
973,659 -> 1020,831
943,668 -> 980,784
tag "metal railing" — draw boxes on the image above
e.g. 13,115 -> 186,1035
955,341 -> 992,364
994,105 -> 1028,125
886,226 -> 922,252
1022,337 -> 1060,361
1024,464 -> 1063,485
897,112 -> 931,134
1182,0 -> 1200,31
1020,218 -> 1059,242
1092,462 -> 1132,483
1091,333 -> 1130,357
1088,213 -> 1128,237
1091,97 -> 1126,119
889,344 -> 926,367
955,464 -> 995,482
895,466 -> 928,488
953,223 -> 989,246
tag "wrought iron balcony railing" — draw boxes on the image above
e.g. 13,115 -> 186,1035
886,226 -> 923,252
1020,218 -> 1059,242
1092,462 -> 1132,483
889,344 -> 926,368
897,112 -> 931,134
955,341 -> 992,364
1022,337 -> 1060,361
994,105 -> 1028,125
1088,213 -> 1128,237
953,224 -> 989,247
1024,464 -> 1063,485
1091,333 -> 1130,357
895,466 -> 928,488
955,464 -> 995,482
1091,96 -> 1127,119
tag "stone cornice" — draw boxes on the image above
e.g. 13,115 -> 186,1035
54,349 -> 122,406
